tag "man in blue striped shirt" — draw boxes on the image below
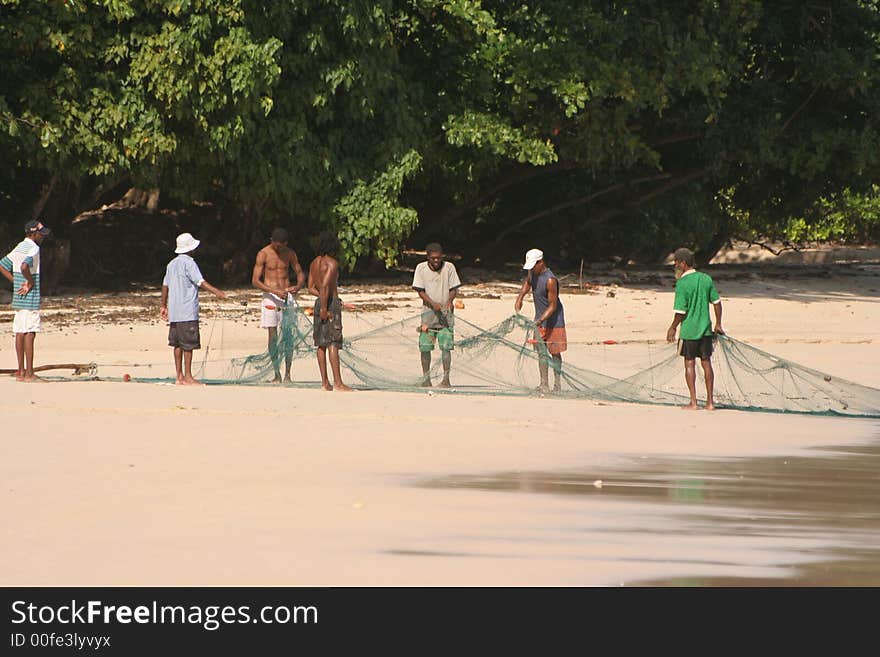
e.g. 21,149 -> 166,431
1,220 -> 52,381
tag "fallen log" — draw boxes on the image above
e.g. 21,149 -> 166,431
1,363 -> 96,376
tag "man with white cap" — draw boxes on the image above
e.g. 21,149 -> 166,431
160,232 -> 226,385
514,248 -> 567,393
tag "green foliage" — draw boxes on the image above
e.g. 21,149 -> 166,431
335,150 -> 423,269
2,1 -> 880,274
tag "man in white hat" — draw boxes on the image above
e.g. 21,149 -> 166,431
514,248 -> 567,393
160,232 -> 226,385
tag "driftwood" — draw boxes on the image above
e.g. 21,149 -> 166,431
1,363 -> 96,376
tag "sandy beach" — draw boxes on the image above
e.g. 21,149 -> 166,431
2,255 -> 879,586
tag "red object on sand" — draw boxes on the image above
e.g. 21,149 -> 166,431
123,374 -> 131,382
602,339 -> 617,345
526,338 -> 538,345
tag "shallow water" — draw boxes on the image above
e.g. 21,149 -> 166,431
415,439 -> 880,586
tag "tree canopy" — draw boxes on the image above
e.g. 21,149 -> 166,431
2,0 -> 879,275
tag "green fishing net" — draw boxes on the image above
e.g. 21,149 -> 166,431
59,301 -> 880,418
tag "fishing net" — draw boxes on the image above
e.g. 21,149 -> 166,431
44,301 -> 880,418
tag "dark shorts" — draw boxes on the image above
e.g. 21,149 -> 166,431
168,320 -> 201,351
680,335 -> 714,360
313,297 -> 343,348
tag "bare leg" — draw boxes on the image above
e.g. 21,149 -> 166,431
14,332 -> 25,380
551,353 -> 562,392
439,350 -> 451,387
20,333 -> 44,382
420,351 -> 432,386
267,327 -> 281,382
537,355 -> 550,393
682,358 -> 699,410
284,349 -> 293,383
701,358 -> 715,410
329,345 -> 351,391
317,346 -> 332,390
173,347 -> 184,383
181,349 -> 202,385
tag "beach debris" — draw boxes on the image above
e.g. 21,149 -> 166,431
606,290 -> 616,297
593,480 -> 604,489
454,299 -> 465,309
602,339 -> 617,345
123,373 -> 131,382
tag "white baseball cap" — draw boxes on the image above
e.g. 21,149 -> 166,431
175,232 -> 201,254
522,248 -> 544,270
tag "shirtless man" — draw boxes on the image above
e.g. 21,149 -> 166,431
307,231 -> 351,391
251,227 -> 305,383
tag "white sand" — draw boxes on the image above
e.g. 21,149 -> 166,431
1,266 -> 878,585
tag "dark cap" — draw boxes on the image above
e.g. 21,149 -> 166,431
24,220 -> 51,236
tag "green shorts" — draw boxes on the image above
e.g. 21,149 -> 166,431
419,327 -> 454,352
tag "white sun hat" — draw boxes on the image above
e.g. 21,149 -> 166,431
175,232 -> 201,254
522,248 -> 544,270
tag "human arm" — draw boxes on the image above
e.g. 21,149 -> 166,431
18,259 -> 34,295
0,257 -> 13,285
416,289 -> 442,312
286,252 -> 305,295
534,277 -> 559,326
445,286 -> 458,310
443,265 -> 462,310
160,284 -> 169,321
199,280 -> 227,300
318,259 -> 338,321
667,313 -> 685,342
713,300 -> 723,334
514,275 -> 531,312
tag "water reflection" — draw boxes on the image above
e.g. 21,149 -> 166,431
415,441 -> 880,585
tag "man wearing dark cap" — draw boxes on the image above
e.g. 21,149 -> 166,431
251,227 -> 306,383
666,247 -> 724,410
0,220 -> 52,381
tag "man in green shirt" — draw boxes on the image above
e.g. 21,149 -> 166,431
666,247 -> 724,410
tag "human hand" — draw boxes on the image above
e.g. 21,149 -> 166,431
714,325 -> 725,335
666,327 -> 676,343
432,302 -> 442,313
320,307 -> 330,322
17,281 -> 31,295
514,299 -> 523,313
160,307 -> 168,321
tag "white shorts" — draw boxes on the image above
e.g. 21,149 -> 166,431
260,292 -> 293,328
12,309 -> 41,334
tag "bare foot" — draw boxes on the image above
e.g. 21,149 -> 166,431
334,382 -> 353,391
438,379 -> 451,389
322,382 -> 333,391
270,374 -> 282,384
283,375 -> 292,384
20,374 -> 47,383
680,403 -> 699,410
421,378 -> 432,387
704,403 -> 716,411
536,384 -> 550,394
181,377 -> 203,386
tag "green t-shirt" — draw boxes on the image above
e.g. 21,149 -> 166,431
673,270 -> 720,340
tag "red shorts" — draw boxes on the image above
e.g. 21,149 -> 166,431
538,326 -> 568,355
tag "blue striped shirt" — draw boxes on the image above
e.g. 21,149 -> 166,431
1,238 -> 41,310
162,254 -> 205,322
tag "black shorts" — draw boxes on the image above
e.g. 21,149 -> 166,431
313,297 -> 344,348
680,335 -> 714,360
168,320 -> 201,351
